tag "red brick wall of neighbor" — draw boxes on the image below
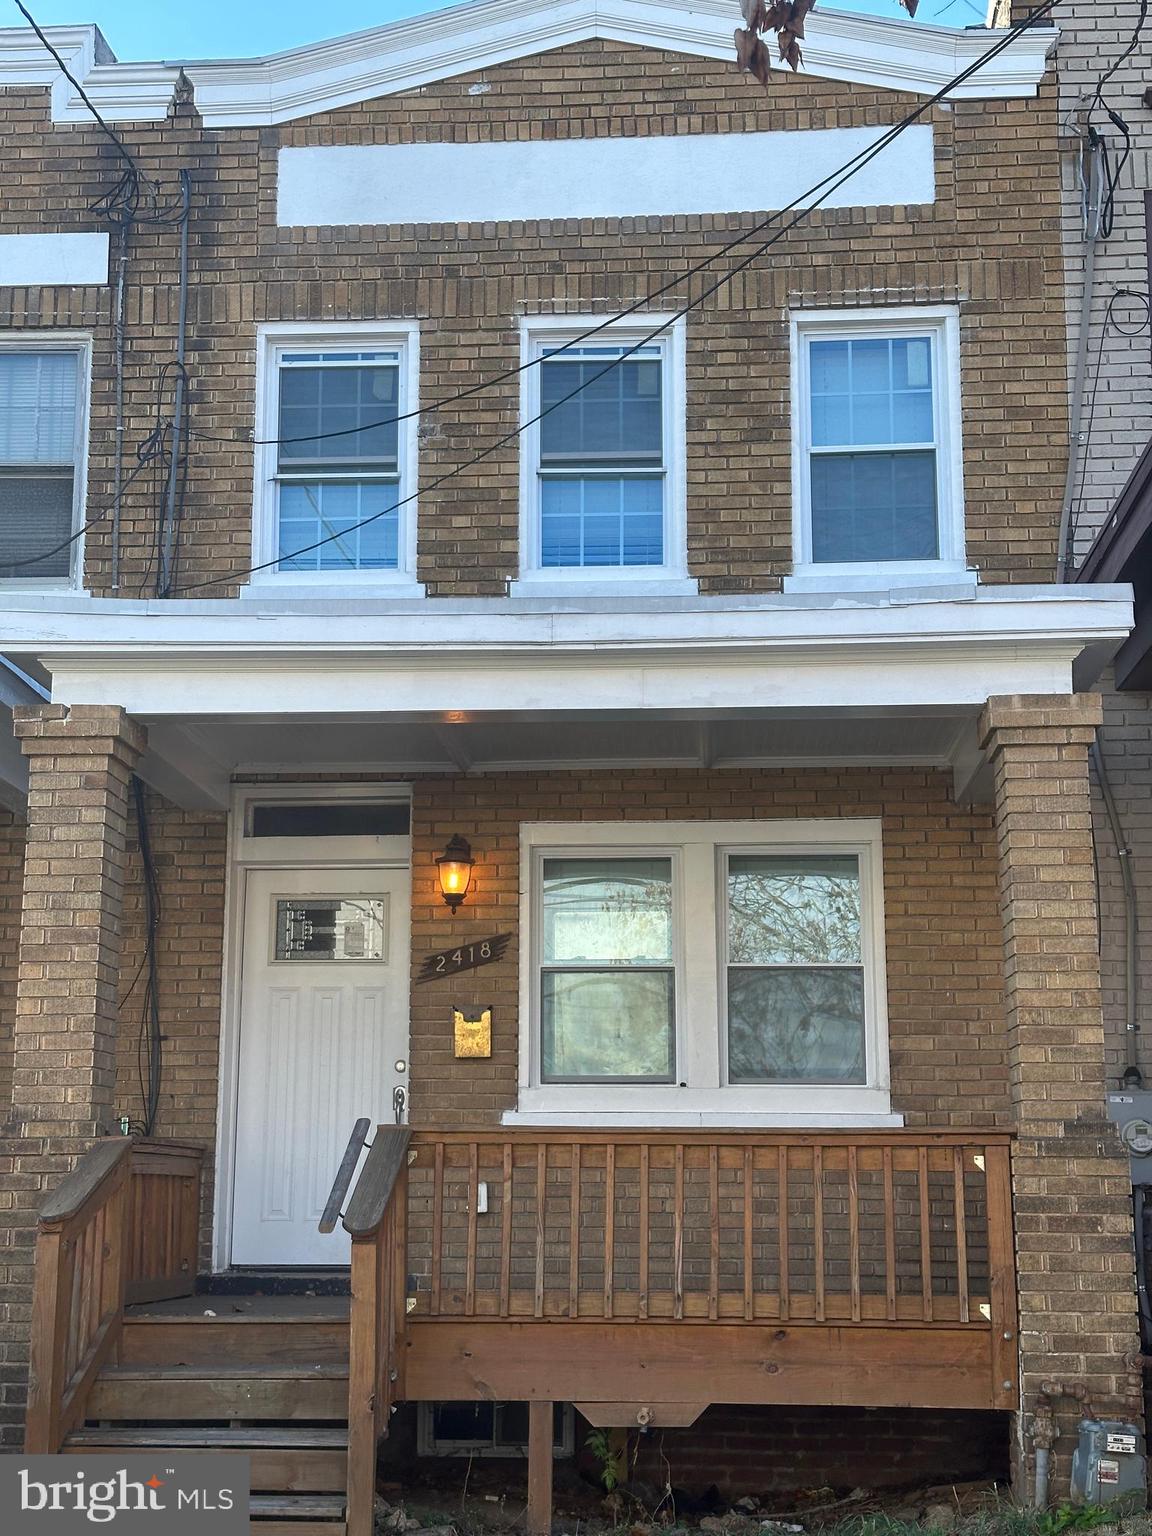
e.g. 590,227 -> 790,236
0,41 -> 1069,597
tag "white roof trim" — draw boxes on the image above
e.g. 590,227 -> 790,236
0,23 -> 179,122
0,1 -> 1056,130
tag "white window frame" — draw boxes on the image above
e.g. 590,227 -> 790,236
510,819 -> 897,1128
786,305 -> 970,594
511,313 -> 695,597
246,321 -> 423,597
0,331 -> 92,591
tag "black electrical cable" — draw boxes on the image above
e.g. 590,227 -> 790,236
168,0 -> 1059,593
1088,0 -> 1149,118
131,775 -> 164,1138
188,0 -> 1060,455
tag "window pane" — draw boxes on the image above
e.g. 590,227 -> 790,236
278,361 -> 399,468
0,352 -> 78,464
728,855 -> 861,965
541,970 -> 675,1081
810,450 -> 938,563
277,480 -> 399,571
542,857 -> 672,963
540,357 -> 663,461
809,336 -> 933,448
727,967 -> 865,1084
540,476 -> 663,567
0,471 -> 74,577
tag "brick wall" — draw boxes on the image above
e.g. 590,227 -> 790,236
379,1402 -> 1009,1499
408,765 -> 1008,1126
1058,4 -> 1152,565
0,41 -> 1071,594
0,810 -> 25,1112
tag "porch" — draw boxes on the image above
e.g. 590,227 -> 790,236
26,1124 -> 1018,1535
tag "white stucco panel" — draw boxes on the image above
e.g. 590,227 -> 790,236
277,125 -> 936,228
0,232 -> 110,287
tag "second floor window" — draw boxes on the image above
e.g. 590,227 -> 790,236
0,344 -> 86,584
276,348 -> 401,571
252,324 -> 419,588
539,345 -> 665,568
519,318 -> 688,585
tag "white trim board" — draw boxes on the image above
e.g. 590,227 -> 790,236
278,126 -> 934,227
0,234 -> 109,287
0,5 -> 1057,131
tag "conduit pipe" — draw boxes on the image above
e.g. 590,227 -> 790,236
1057,136 -> 1105,579
1091,737 -> 1142,1086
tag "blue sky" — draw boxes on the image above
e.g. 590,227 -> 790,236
4,0 -> 985,61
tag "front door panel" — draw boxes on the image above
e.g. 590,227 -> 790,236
231,867 -> 409,1266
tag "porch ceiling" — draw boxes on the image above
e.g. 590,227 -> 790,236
135,709 -> 991,812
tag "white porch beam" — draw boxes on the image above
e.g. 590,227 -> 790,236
138,723 -> 232,811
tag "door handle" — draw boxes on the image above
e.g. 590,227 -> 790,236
393,1084 -> 407,1124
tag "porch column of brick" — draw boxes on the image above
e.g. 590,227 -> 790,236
980,693 -> 1142,1492
0,704 -> 146,1446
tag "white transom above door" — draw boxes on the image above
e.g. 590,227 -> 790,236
230,865 -> 410,1266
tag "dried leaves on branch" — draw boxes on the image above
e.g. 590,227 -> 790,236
735,0 -> 920,84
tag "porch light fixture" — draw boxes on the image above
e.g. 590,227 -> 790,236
436,834 -> 475,911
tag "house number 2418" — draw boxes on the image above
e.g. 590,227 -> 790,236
416,932 -> 511,985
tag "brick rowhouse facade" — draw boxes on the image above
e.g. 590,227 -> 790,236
0,3 -> 1141,1499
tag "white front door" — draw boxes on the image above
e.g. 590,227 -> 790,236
230,866 -> 410,1266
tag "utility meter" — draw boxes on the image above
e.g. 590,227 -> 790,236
1106,1093 -> 1152,1183
1070,1420 -> 1146,1506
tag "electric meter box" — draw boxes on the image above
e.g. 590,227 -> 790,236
1069,1419 -> 1146,1506
1106,1092 -> 1152,1183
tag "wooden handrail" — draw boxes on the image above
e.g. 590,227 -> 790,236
319,1117 -> 372,1234
342,1125 -> 412,1536
403,1128 -> 1017,1351
343,1125 -> 410,1237
26,1136 -> 203,1454
38,1139 -> 131,1227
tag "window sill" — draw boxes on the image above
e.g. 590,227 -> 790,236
509,573 -> 699,599
237,578 -> 426,602
504,1085 -> 899,1127
504,1108 -> 904,1128
783,563 -> 976,596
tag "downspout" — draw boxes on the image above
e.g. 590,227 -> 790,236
1091,738 -> 1141,1086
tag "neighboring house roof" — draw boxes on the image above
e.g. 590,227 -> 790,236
0,0 -> 1058,128
1075,436 -> 1152,690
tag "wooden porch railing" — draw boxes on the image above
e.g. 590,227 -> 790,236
404,1128 -> 1016,1329
342,1126 -> 411,1536
25,1136 -> 204,1453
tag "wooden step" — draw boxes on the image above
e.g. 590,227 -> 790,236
250,1525 -> 346,1535
250,1494 -> 346,1524
87,1365 -> 349,1422
65,1430 -> 347,1492
120,1317 -> 349,1368
68,1427 -> 348,1449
